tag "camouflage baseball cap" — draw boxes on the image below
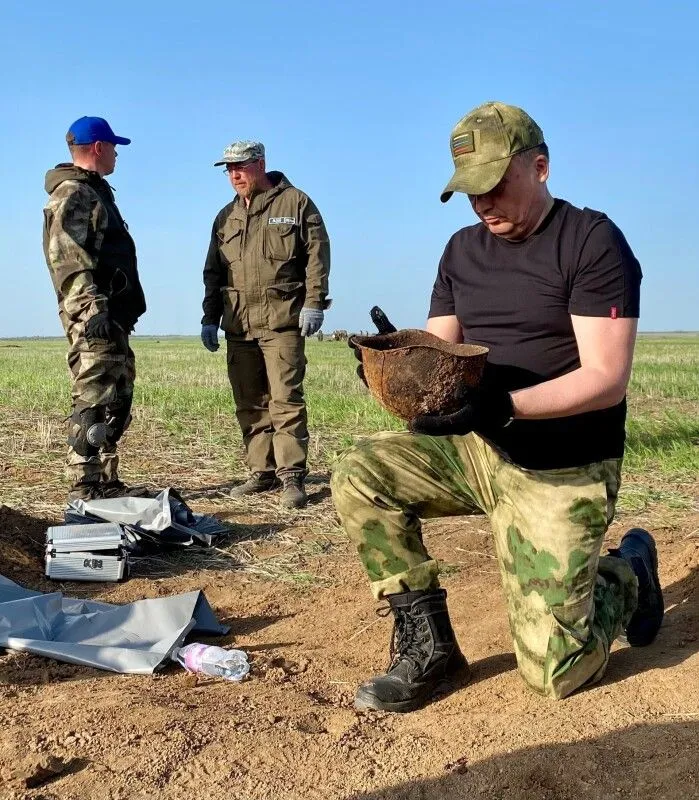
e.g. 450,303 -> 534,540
441,102 -> 545,202
213,140 -> 265,167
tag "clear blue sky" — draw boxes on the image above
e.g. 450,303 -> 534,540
1,0 -> 697,336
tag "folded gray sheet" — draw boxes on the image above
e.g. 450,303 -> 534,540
0,574 -> 228,674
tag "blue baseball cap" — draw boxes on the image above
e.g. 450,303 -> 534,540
66,116 -> 131,146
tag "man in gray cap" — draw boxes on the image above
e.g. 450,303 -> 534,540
43,116 -> 147,502
332,102 -> 663,712
201,140 -> 331,509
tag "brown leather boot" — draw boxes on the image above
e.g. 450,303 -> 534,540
280,473 -> 307,509
228,471 -> 280,498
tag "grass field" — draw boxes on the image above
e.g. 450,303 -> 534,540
0,333 -> 697,515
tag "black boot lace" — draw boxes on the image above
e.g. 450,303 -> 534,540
378,604 -> 430,673
282,474 -> 302,489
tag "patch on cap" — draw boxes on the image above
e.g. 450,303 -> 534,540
451,131 -> 475,157
440,101 -> 545,202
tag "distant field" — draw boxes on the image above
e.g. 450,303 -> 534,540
0,334 -> 697,513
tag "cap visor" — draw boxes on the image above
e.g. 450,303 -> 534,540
213,158 -> 249,167
113,135 -> 131,145
440,156 -> 511,203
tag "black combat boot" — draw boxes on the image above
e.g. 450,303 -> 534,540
354,589 -> 469,713
610,528 -> 664,646
228,471 -> 280,498
68,479 -> 103,502
280,473 -> 308,509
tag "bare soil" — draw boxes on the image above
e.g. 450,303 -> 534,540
1,471 -> 697,800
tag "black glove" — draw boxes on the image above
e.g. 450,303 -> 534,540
349,306 -> 398,385
84,311 -> 114,342
409,385 -> 514,437
201,324 -> 220,352
369,306 -> 397,335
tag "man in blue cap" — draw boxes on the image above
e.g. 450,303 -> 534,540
43,116 -> 147,502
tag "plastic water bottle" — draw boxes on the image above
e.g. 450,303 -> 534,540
173,643 -> 250,682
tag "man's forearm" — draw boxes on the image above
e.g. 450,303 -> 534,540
303,246 -> 330,308
201,294 -> 223,325
201,276 -> 224,324
301,199 -> 330,308
61,271 -> 109,323
202,240 -> 224,324
510,366 -> 629,420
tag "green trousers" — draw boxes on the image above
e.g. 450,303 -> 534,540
331,431 -> 638,699
65,330 -> 135,488
226,329 -> 308,476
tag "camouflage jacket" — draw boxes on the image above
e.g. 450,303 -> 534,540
43,165 -> 146,336
202,171 -> 330,337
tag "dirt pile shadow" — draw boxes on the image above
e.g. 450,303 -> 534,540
0,504 -> 54,585
349,719 -> 698,800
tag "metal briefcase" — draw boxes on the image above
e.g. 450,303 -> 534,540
45,522 -> 130,582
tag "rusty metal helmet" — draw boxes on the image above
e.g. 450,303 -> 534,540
351,329 -> 488,421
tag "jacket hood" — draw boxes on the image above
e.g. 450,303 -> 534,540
267,170 -> 292,192
44,163 -> 101,194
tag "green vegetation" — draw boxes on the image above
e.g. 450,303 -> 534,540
0,334 -> 696,518
624,336 -> 699,482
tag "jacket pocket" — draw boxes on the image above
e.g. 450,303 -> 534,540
266,281 -> 305,331
221,287 -> 246,335
72,323 -> 129,356
264,222 -> 297,261
219,220 -> 244,264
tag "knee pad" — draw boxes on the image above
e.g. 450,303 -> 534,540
67,406 -> 109,457
105,394 -> 133,445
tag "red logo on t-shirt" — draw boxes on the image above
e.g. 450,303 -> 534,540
610,306 -> 618,319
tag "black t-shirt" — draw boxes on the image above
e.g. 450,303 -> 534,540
429,199 -> 642,469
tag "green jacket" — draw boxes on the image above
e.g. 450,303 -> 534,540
43,165 -> 146,334
202,171 -> 330,337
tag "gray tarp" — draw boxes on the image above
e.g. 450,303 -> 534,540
69,489 -> 190,534
0,574 -> 229,674
66,488 -> 231,547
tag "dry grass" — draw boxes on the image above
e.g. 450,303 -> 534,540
0,334 -> 697,585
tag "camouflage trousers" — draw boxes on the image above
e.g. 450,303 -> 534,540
65,329 -> 135,489
331,431 -> 638,699
226,329 -> 308,476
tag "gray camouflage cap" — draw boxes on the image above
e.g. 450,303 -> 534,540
213,140 -> 265,167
